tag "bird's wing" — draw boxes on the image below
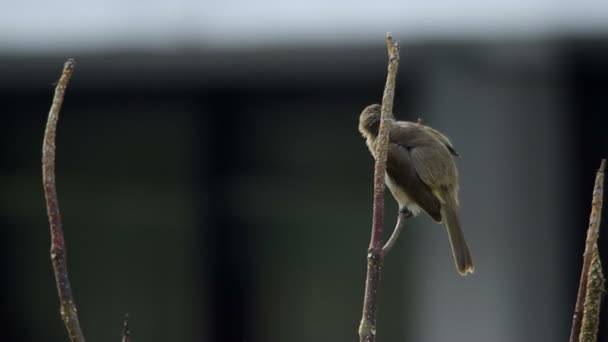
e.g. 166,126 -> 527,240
423,126 -> 460,157
389,122 -> 459,204
408,145 -> 457,187
386,142 -> 443,222
394,121 -> 460,156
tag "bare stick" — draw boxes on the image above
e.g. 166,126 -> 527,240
358,33 -> 400,342
42,58 -> 85,342
382,211 -> 408,256
121,314 -> 131,342
579,247 -> 604,342
569,159 -> 605,342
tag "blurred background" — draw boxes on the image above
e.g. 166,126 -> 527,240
1,1 -> 608,341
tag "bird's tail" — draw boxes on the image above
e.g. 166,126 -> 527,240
441,191 -> 474,276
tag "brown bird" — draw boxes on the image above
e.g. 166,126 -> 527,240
359,104 -> 474,275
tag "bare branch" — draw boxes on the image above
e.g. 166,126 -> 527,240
579,247 -> 604,342
382,211 -> 408,256
358,33 -> 400,342
42,58 -> 85,342
121,314 -> 131,342
569,159 -> 605,342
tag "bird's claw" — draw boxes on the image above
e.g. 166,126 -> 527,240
399,207 -> 413,218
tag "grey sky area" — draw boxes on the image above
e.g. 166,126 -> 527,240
3,1 -> 608,53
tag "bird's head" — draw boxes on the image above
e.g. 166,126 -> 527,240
358,103 -> 382,138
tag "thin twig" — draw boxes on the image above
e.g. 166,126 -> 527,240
579,247 -> 604,342
382,211 -> 408,256
358,33 -> 400,342
121,314 -> 131,342
569,159 -> 605,342
42,58 -> 85,342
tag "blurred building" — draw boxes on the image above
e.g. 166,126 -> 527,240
1,2 -> 608,342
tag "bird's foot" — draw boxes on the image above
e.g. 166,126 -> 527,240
399,207 -> 413,219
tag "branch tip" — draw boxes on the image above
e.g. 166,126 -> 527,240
569,159 -> 605,342
43,59 -> 84,342
121,313 -> 131,342
359,34 -> 401,342
65,58 -> 76,69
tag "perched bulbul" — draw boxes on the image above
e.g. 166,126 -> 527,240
359,104 -> 474,275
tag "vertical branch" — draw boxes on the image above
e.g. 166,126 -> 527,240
569,159 -> 605,342
121,314 -> 131,342
579,247 -> 604,342
358,33 -> 400,342
42,58 -> 86,342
